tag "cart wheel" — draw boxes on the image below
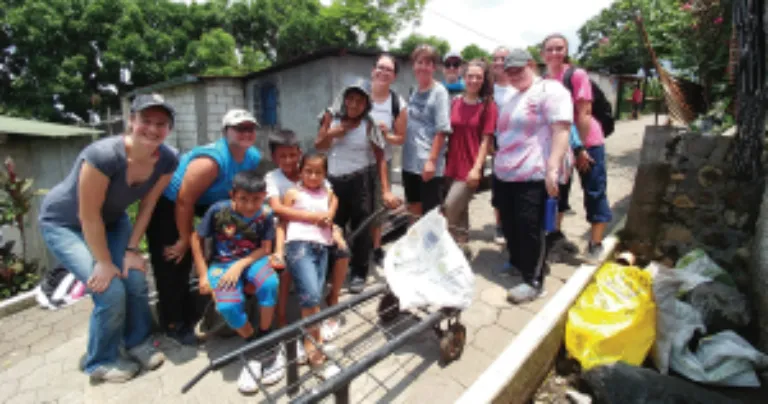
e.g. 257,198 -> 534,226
377,293 -> 400,323
439,323 -> 467,364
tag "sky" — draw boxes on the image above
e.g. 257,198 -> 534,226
177,0 -> 616,55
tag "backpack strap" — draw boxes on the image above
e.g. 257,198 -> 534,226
562,66 -> 576,95
390,89 -> 401,117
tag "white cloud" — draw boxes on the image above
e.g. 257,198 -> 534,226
386,0 -> 615,55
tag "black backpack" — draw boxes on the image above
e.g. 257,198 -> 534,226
562,67 -> 615,137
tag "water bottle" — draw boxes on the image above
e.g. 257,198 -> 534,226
544,197 -> 557,232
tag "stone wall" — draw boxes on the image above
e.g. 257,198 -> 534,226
161,84 -> 198,152
203,78 -> 246,144
751,176 -> 768,353
653,131 -> 765,292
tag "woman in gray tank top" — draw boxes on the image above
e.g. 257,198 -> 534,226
37,94 -> 179,383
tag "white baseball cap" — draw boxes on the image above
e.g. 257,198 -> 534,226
222,109 -> 259,128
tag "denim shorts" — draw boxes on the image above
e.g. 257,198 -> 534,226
578,145 -> 612,223
285,240 -> 330,308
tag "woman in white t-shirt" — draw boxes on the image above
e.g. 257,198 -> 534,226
367,52 -> 407,267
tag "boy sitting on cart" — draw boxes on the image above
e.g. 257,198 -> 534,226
190,170 -> 282,394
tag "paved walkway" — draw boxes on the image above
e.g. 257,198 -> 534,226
0,117 -> 653,404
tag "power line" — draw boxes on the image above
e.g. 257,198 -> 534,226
422,6 -> 510,47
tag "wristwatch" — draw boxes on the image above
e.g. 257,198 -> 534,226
126,246 -> 142,255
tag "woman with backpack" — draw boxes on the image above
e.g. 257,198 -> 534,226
542,33 -> 613,263
443,59 -> 497,258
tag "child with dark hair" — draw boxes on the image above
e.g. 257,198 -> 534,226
190,170 -> 280,394
282,152 -> 341,379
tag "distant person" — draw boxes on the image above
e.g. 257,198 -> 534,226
491,46 -> 513,246
442,51 -> 466,97
38,94 -> 176,382
542,33 -> 612,263
443,59 -> 497,258
632,85 -> 643,119
494,49 -> 571,304
403,44 -> 452,220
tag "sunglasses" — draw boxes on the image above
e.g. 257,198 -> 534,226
232,125 -> 256,133
444,62 -> 461,69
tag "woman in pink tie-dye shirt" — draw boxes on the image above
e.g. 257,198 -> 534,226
494,48 -> 572,304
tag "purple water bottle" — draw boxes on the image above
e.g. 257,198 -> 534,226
544,197 -> 557,232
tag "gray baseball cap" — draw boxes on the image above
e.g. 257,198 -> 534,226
131,93 -> 176,127
443,50 -> 462,63
504,48 -> 533,69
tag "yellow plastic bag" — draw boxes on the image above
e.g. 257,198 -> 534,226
565,262 -> 656,370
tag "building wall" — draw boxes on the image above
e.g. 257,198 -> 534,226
202,78 -> 246,144
589,72 -> 620,113
1,135 -> 94,270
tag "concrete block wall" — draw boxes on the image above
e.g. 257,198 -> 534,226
161,85 -> 198,152
204,78 -> 246,143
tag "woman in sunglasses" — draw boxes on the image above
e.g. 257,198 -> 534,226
146,109 -> 263,345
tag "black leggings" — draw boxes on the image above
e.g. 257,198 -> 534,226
146,195 -> 209,330
329,165 -> 376,280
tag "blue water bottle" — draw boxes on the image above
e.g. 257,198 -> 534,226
544,197 -> 557,232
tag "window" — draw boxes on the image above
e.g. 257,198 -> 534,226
252,82 -> 279,127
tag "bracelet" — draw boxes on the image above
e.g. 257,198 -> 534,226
126,247 -> 142,255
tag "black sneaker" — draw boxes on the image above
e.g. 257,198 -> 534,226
373,248 -> 385,267
349,277 -> 366,294
167,323 -> 199,346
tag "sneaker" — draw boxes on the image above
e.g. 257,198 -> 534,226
89,358 -> 140,383
494,226 -> 505,245
349,277 -> 366,294
507,283 -> 546,304
167,323 -> 198,346
321,318 -> 341,341
585,242 -> 605,264
261,347 -> 286,386
498,262 -> 521,277
127,340 -> 165,371
459,244 -> 473,260
296,340 -> 307,365
319,362 -> 341,380
373,248 -> 385,267
237,360 -> 262,395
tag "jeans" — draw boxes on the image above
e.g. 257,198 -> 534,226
443,179 -> 474,243
494,178 -> 548,288
285,241 -> 329,308
39,214 -> 152,374
329,165 -> 375,280
578,146 -> 613,224
208,257 -> 278,329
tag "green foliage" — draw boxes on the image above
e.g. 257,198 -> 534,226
0,157 -> 42,298
688,97 -> 735,135
396,33 -> 450,58
526,46 -> 544,65
126,202 -> 148,253
460,44 -> 490,62
1,0 -> 426,122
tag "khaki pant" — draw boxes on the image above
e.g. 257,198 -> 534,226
442,179 -> 474,244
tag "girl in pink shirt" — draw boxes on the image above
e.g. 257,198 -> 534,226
443,59 -> 497,256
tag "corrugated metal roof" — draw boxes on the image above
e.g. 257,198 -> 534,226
0,115 -> 103,138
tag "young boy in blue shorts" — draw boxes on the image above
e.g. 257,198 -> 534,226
190,170 -> 280,394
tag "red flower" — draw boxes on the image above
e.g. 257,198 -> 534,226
714,16 -> 724,25
681,2 -> 692,11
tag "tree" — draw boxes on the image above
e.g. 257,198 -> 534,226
460,44 -> 489,62
396,33 -> 450,58
526,46 -> 544,65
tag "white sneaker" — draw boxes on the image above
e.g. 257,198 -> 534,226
296,340 -> 307,365
237,360 -> 262,395
320,362 -> 341,380
261,347 -> 286,386
321,318 -> 340,341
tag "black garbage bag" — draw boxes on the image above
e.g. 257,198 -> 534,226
685,281 -> 751,333
580,362 -> 741,404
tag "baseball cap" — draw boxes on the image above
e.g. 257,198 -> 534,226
443,50 -> 462,63
222,109 -> 259,128
504,48 -> 533,69
131,93 -> 176,126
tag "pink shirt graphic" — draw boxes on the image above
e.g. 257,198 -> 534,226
494,78 -> 573,183
550,65 -> 605,148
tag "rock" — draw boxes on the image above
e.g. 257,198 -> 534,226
698,212 -> 720,226
663,225 -> 694,244
666,184 -> 677,194
738,213 -> 751,230
673,195 -> 696,209
685,281 -> 751,333
566,389 -> 593,404
725,210 -> 738,227
580,362 -> 740,404
697,166 -> 723,188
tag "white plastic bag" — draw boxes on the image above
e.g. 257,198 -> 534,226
383,208 -> 475,310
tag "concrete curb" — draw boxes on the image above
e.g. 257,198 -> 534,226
0,289 -> 37,319
457,217 -> 626,404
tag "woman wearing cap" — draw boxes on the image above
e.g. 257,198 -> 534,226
37,93 -> 177,382
402,44 -> 452,220
442,51 -> 466,97
495,49 -> 572,304
316,81 -> 401,294
146,108 -> 262,345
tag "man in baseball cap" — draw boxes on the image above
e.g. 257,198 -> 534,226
131,93 -> 176,128
503,48 -> 534,71
442,50 -> 465,96
222,109 -> 259,128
